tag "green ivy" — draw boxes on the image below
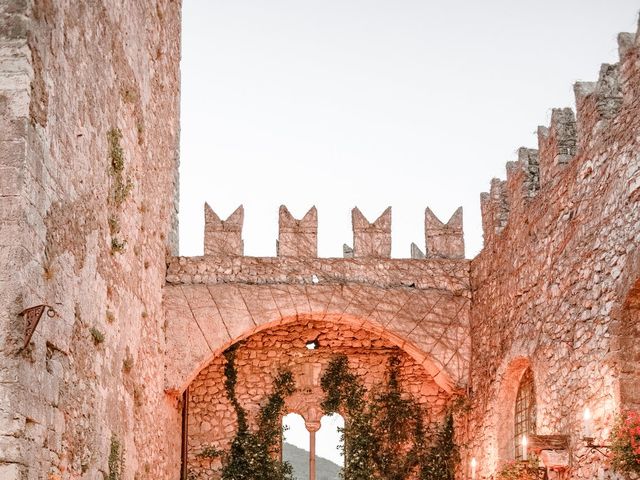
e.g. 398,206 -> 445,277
418,414 -> 459,480
370,356 -> 426,480
321,354 -> 376,480
321,354 -> 459,480
494,457 -> 543,480
210,343 -> 296,480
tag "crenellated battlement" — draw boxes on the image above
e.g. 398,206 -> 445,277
203,205 -> 465,260
204,204 -> 244,256
479,18 -> 640,247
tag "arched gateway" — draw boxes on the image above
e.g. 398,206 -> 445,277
163,205 -> 471,477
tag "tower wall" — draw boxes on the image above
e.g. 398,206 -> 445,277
466,22 -> 640,479
0,1 -> 182,478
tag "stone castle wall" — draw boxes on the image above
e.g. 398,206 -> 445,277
2,3 -> 639,480
187,320 -> 450,479
465,20 -> 640,480
0,2 -> 181,479
163,205 -> 472,399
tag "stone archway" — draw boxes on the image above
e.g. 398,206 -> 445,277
495,357 -> 534,463
185,318 -> 452,479
165,207 -> 471,478
164,280 -> 470,397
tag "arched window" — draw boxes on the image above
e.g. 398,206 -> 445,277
514,368 -> 536,460
317,413 -> 344,470
282,413 -> 309,478
282,412 -> 344,480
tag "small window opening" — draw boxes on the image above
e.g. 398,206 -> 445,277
305,339 -> 320,350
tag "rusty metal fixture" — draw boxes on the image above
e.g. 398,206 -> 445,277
19,304 -> 57,350
583,437 -> 612,457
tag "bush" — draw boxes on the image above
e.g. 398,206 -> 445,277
610,411 -> 640,475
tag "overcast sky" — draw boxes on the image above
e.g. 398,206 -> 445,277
179,0 -> 638,466
179,1 -> 638,260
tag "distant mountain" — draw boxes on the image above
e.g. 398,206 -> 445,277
283,442 -> 342,480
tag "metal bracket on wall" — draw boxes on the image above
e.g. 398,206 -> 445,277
19,305 -> 57,350
583,437 -> 611,457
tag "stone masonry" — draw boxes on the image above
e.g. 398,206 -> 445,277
466,19 -> 640,480
0,3 -> 639,480
187,320 -> 450,479
0,2 -> 181,479
164,205 -> 471,398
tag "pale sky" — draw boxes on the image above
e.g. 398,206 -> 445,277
179,1 -> 639,467
179,1 -> 638,259
284,413 -> 345,467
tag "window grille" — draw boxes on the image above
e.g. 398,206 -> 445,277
514,368 -> 536,460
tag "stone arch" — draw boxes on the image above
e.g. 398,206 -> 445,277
185,317 -> 450,479
164,282 -> 469,396
173,312 -> 454,395
494,357 -> 537,464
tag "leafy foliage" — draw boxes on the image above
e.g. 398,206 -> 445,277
370,356 -> 426,480
216,343 -> 296,480
494,457 -> 543,480
321,354 -> 376,480
321,354 -> 459,480
418,414 -> 459,480
108,435 -> 124,480
610,410 -> 640,474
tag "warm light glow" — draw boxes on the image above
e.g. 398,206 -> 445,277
470,457 -> 477,479
583,407 -> 593,438
522,434 -> 528,461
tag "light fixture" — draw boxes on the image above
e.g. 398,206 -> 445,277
582,407 -> 611,456
583,408 -> 592,438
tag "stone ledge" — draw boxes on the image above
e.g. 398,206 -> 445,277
166,256 -> 471,294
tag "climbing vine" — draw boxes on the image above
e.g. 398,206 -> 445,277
370,356 -> 427,480
418,413 -> 459,480
321,355 -> 376,480
199,343 -> 296,480
321,354 -> 459,480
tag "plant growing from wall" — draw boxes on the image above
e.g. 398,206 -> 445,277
209,343 -> 296,480
494,457 -> 543,480
369,356 -> 427,480
610,410 -> 640,475
90,327 -> 105,345
320,354 -> 459,480
418,413 -> 458,480
321,354 -> 377,480
107,128 -> 133,207
108,435 -> 125,480
106,128 -> 132,254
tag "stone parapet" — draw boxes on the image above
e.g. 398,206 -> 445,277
166,255 -> 471,294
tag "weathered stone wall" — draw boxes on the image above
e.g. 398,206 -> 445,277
187,320 -> 450,479
0,1 -> 181,479
465,21 -> 640,480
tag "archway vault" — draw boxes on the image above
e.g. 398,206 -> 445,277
164,279 -> 470,395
